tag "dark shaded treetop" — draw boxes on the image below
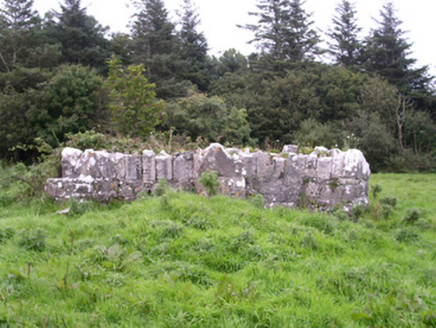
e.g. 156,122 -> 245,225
51,0 -> 111,70
0,0 -> 41,72
177,0 -> 211,91
243,0 -> 322,70
327,0 -> 363,69
364,2 -> 431,94
131,0 -> 191,99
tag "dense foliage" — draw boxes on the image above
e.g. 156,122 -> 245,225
0,0 -> 435,172
105,55 -> 163,138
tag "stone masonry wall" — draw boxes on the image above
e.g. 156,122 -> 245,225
45,143 -> 371,209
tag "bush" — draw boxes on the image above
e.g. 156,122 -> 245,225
154,179 -> 169,197
380,196 -> 397,208
4,139 -> 61,200
330,206 -> 350,221
402,209 -> 422,225
248,194 -> 264,209
65,130 -> 208,155
105,56 -> 164,138
387,149 -> 436,173
293,118 -> 341,149
164,91 -> 252,146
380,204 -> 394,220
199,171 -> 221,198
67,198 -> 95,217
371,184 -> 382,200
395,229 -> 419,243
352,204 -> 366,221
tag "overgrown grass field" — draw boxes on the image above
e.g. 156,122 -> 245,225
0,173 -> 435,327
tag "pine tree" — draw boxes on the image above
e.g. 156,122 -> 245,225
51,0 -> 110,69
178,0 -> 210,91
364,2 -> 431,94
0,0 -> 41,72
286,0 -> 322,62
244,0 -> 322,68
244,0 -> 286,60
131,0 -> 188,99
327,0 -> 363,69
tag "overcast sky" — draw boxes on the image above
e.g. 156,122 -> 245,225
32,0 -> 436,78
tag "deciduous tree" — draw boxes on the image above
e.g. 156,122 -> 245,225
105,56 -> 164,138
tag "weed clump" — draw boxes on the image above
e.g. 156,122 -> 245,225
380,196 -> 397,208
18,229 -> 47,252
371,184 -> 382,200
380,204 -> 394,220
352,204 -> 365,221
402,209 -> 422,225
0,194 -> 15,207
395,229 -> 420,243
199,170 -> 221,197
248,194 -> 264,209
154,178 -> 169,197
0,227 -> 15,243
67,198 -> 95,217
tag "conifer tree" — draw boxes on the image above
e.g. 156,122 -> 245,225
51,0 -> 110,69
0,0 -> 41,72
178,0 -> 210,91
286,0 -> 322,62
244,0 -> 322,69
131,0 -> 188,99
327,0 -> 363,69
364,2 -> 431,94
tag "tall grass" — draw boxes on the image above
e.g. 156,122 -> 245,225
0,173 -> 435,327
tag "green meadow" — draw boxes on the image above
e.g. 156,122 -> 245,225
0,173 -> 435,327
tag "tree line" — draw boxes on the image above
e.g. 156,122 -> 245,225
0,0 -> 435,172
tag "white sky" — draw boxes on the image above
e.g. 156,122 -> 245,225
32,0 -> 436,78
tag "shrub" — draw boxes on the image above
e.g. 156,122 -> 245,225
65,130 -> 208,155
199,171 -> 221,198
352,204 -> 366,221
0,194 -> 14,207
331,206 -> 350,221
248,194 -> 264,209
292,118 -> 340,149
67,198 -> 95,217
380,204 -> 394,220
163,91 -> 252,145
402,209 -> 422,225
154,179 -> 169,197
105,55 -> 164,138
387,149 -> 436,173
395,229 -> 419,243
380,196 -> 397,208
371,184 -> 382,200
5,139 -> 61,200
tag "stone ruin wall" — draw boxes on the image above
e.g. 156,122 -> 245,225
45,143 -> 371,210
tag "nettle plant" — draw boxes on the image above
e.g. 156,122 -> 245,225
199,171 -> 221,198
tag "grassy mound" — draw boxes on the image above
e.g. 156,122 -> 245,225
0,173 -> 435,327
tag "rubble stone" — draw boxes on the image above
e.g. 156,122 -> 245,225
45,144 -> 371,210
